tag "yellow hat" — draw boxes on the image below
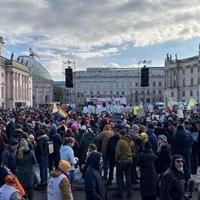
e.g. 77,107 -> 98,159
140,132 -> 148,143
58,160 -> 71,171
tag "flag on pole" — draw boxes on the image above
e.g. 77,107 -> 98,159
166,96 -> 175,107
187,98 -> 197,110
57,106 -> 68,118
132,105 -> 140,116
52,103 -> 59,114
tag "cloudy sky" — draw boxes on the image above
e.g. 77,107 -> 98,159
1,0 -> 200,80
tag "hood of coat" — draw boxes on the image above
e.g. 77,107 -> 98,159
121,135 -> 133,144
60,145 -> 72,153
50,170 -> 63,178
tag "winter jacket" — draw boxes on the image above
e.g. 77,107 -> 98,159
16,150 -> 37,189
115,135 -> 135,163
106,134 -> 119,161
155,145 -> 171,174
171,128 -> 193,180
2,145 -> 17,174
79,132 -> 96,163
84,152 -> 105,200
97,125 -> 114,155
161,168 -> 184,200
147,128 -> 158,154
49,126 -> 62,155
137,148 -> 157,196
48,170 -> 73,200
60,145 -> 76,167
35,134 -> 49,158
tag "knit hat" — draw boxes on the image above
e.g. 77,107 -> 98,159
58,160 -> 71,171
19,138 -> 29,151
158,134 -> 168,144
140,132 -> 148,143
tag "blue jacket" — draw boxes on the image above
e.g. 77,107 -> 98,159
147,128 -> 158,154
60,145 -> 76,166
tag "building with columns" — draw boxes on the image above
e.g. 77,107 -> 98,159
0,36 -> 33,108
16,56 -> 54,105
56,66 -> 165,105
165,47 -> 200,104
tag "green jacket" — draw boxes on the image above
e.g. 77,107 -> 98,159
115,135 -> 135,163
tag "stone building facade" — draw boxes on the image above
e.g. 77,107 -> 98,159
16,56 -> 54,105
165,48 -> 200,104
60,66 -> 165,105
0,37 -> 33,108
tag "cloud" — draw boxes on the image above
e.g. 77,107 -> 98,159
1,0 -> 200,79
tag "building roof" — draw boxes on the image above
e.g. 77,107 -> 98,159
16,56 -> 52,80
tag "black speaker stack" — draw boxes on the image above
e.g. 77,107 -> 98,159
65,68 -> 73,88
141,67 -> 149,87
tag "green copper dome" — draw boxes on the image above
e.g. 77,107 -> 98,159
16,56 -> 52,80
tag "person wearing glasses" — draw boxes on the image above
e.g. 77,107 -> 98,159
160,154 -> 185,200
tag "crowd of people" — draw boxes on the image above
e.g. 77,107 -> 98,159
0,105 -> 199,200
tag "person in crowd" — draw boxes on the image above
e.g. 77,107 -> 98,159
105,125 -> 120,186
155,134 -> 171,174
82,143 -> 97,178
97,124 -> 114,181
146,123 -> 158,154
113,129 -> 135,198
16,138 -> 37,200
160,154 -> 185,200
79,127 -> 96,171
48,124 -> 62,171
171,123 -> 193,181
60,137 -> 76,184
137,142 -> 157,200
84,151 -> 105,200
47,160 -> 73,200
139,132 -> 149,152
35,129 -> 49,189
130,124 -> 141,185
0,166 -> 22,200
2,138 -> 18,174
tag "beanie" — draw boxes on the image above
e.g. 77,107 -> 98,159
140,132 -> 148,143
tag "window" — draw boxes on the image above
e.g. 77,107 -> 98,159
182,91 -> 185,96
153,90 -> 156,95
171,92 -> 174,97
122,91 -> 125,95
110,91 -> 112,95
1,87 -> 4,98
174,80 -> 176,87
191,67 -> 193,73
183,69 -> 185,74
190,91 -> 193,96
153,82 -> 156,87
135,82 -> 138,87
147,90 -> 150,95
183,79 -> 185,87
117,91 -> 119,95
159,90 -> 162,95
159,82 -> 162,86
191,78 -> 194,85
